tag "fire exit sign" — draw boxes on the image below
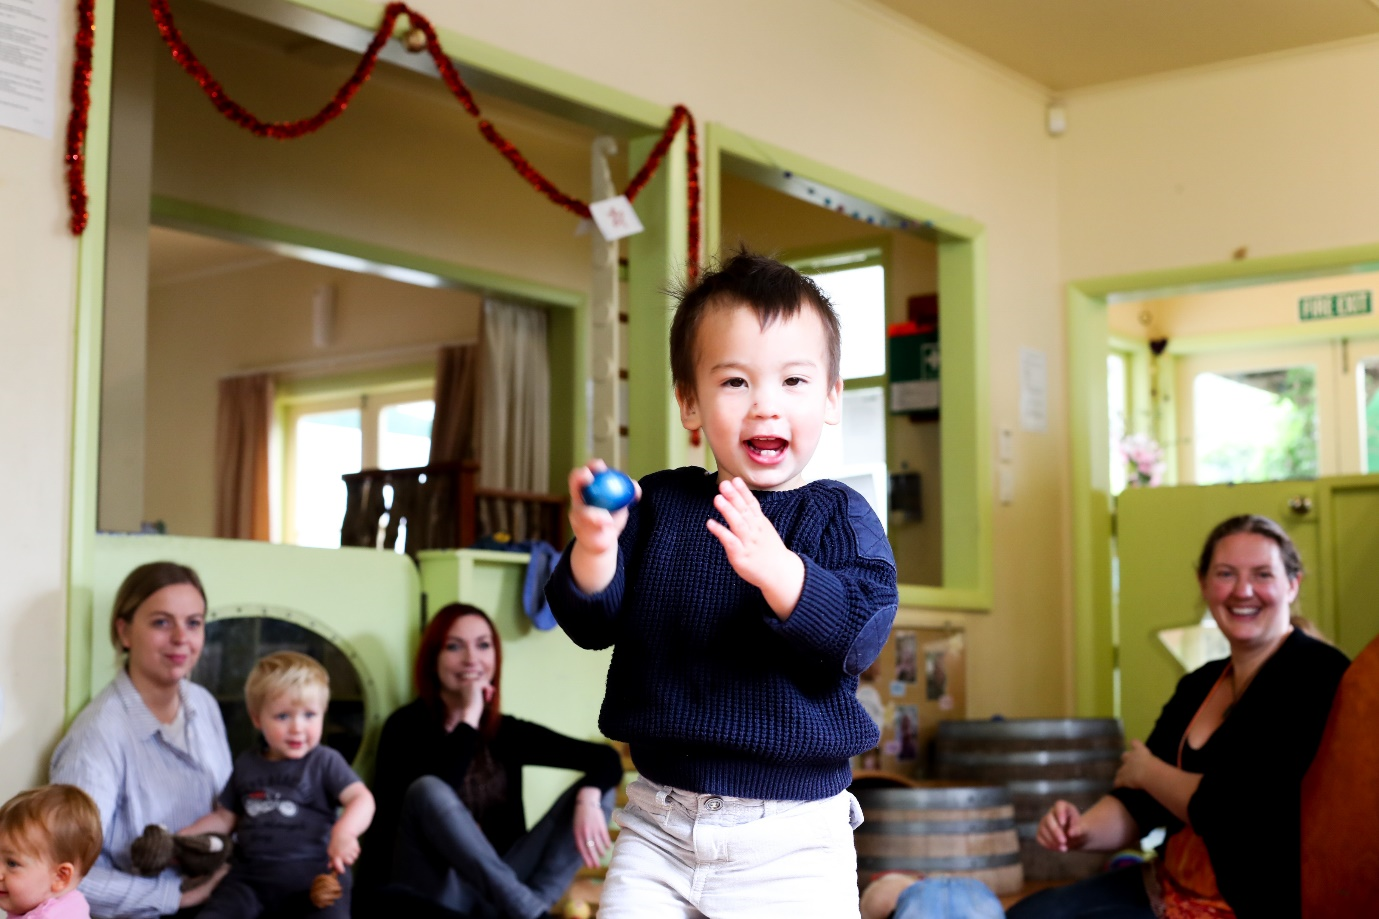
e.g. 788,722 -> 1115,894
1299,290 -> 1371,321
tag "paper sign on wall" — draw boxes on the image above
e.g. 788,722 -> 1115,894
588,195 -> 644,241
1019,347 -> 1048,433
0,0 -> 59,139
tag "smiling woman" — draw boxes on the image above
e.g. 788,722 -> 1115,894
1009,516 -> 1349,919
356,604 -> 622,917
50,562 -> 235,918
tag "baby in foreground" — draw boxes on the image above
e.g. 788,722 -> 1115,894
0,785 -> 102,918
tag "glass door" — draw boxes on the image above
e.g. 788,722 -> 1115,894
1174,343 -> 1341,484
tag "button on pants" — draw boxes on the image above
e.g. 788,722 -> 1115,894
595,777 -> 864,919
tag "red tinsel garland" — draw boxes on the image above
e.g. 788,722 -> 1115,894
65,0 -> 96,234
67,0 -> 700,278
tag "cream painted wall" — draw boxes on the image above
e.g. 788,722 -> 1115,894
1060,38 -> 1379,281
0,10 -> 78,798
145,256 -> 482,537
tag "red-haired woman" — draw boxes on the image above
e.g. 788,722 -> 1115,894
358,603 -> 621,919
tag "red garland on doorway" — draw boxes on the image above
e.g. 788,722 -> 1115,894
65,0 -> 96,234
64,0 -> 701,280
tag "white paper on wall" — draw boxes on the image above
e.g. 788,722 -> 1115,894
0,0 -> 59,139
1019,346 -> 1049,433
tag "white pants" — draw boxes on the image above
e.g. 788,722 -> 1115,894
596,777 -> 864,919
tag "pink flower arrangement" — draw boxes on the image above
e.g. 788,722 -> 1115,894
1120,433 -> 1165,487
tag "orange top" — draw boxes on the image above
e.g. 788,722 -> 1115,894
1155,666 -> 1236,919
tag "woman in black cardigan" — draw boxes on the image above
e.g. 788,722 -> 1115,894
1010,515 -> 1349,919
357,603 -> 621,919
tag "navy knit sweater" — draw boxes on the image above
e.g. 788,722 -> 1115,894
547,466 -> 898,801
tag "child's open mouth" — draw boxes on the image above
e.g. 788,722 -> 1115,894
745,437 -> 788,463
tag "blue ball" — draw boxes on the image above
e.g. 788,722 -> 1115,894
581,469 -> 636,511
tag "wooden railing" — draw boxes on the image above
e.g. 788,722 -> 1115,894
340,461 -> 565,556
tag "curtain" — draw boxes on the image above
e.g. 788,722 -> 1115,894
214,374 -> 273,540
479,298 -> 549,539
429,343 -> 480,464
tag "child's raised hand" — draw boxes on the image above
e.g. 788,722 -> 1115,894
568,460 -> 638,595
327,827 -> 360,875
707,477 -> 805,619
568,461 -> 636,550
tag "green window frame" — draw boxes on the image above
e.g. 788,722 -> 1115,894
703,123 -> 991,612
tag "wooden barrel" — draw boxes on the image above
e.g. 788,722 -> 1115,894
934,719 -> 1123,881
854,784 -> 1024,896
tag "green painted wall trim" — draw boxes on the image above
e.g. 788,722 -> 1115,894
151,196 -> 584,310
1067,286 -> 1113,716
937,235 -> 991,598
703,123 -> 991,609
1067,241 -> 1379,717
64,0 -> 119,722
626,131 -> 689,478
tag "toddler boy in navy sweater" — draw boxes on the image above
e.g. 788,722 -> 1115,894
547,252 -> 899,918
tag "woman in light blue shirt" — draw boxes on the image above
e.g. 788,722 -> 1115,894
51,562 -> 233,918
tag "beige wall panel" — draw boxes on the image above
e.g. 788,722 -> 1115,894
0,9 -> 78,799
1060,39 -> 1379,280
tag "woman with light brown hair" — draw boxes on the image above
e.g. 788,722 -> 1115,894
50,562 -> 233,918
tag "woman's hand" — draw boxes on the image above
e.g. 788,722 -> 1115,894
572,786 -> 612,870
454,680 -> 492,730
1115,739 -> 1162,791
177,863 -> 229,908
1035,799 -> 1088,852
1114,739 -> 1202,823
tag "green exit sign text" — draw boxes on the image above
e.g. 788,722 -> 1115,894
1299,290 -> 1371,322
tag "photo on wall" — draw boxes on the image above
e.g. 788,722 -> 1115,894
925,644 -> 948,701
853,627 -> 966,779
894,630 -> 918,683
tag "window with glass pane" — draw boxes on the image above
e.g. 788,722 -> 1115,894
292,409 -> 361,548
807,264 -> 885,380
1193,366 -> 1317,484
379,400 -> 435,470
1108,352 -> 1128,495
1361,359 -> 1379,473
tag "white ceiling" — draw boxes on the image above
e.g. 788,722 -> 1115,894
874,0 -> 1379,90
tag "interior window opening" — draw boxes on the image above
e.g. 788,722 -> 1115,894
718,168 -> 942,586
